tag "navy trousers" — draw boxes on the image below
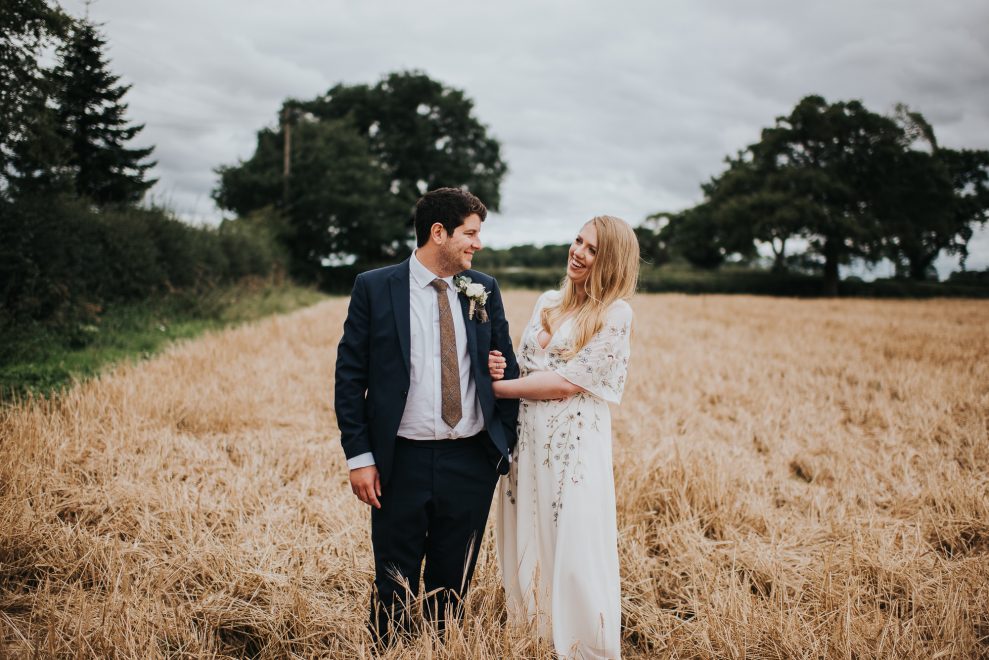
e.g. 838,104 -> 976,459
369,433 -> 499,639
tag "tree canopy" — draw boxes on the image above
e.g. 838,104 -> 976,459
214,71 -> 507,279
641,95 -> 989,294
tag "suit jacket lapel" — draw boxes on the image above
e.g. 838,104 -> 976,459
458,288 -> 478,372
389,260 -> 412,375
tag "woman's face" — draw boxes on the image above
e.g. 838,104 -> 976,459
567,222 -> 598,287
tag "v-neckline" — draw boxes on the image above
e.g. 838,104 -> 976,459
535,314 -> 574,351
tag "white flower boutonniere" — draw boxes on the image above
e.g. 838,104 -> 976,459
454,275 -> 489,322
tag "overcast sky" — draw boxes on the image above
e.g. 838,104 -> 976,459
63,0 -> 989,276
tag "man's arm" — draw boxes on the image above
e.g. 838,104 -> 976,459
486,279 -> 520,449
334,274 -> 381,508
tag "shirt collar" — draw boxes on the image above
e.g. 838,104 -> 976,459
410,250 -> 456,290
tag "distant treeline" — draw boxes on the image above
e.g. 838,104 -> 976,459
471,244 -> 570,271
476,263 -> 989,298
472,240 -> 989,297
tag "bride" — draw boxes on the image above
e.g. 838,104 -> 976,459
488,215 -> 639,659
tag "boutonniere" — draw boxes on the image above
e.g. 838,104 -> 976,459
454,275 -> 489,322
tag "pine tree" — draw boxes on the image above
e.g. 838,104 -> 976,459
53,17 -> 156,205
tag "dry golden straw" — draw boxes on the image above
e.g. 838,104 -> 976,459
1,292 -> 988,658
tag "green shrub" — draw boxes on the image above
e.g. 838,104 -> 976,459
0,195 -> 285,329
0,194 -> 103,325
96,207 -> 166,299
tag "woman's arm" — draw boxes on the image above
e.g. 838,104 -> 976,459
492,371 -> 585,400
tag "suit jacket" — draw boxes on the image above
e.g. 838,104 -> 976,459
334,258 -> 520,486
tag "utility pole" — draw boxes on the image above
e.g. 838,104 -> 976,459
282,105 -> 292,206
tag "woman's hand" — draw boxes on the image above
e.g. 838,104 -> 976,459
488,350 -> 507,381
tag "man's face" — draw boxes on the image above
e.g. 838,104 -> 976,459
438,213 -> 483,274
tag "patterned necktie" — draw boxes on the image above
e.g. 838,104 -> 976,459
430,278 -> 463,428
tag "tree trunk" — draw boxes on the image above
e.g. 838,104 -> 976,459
822,237 -> 840,296
771,237 -> 787,273
908,253 -> 936,281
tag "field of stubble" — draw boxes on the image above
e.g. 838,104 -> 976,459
1,292 -> 988,659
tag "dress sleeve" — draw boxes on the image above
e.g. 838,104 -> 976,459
553,301 -> 633,404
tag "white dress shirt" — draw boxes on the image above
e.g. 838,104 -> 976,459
346,251 -> 483,470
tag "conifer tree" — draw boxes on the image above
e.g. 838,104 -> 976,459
53,17 -> 155,205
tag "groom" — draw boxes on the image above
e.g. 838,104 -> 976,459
334,187 -> 519,640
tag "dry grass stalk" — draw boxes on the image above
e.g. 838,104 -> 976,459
1,293 -> 987,658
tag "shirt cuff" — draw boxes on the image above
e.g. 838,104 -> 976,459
347,452 -> 375,470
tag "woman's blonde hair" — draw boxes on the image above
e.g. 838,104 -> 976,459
541,215 -> 640,358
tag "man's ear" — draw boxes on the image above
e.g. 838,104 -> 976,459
430,222 -> 447,244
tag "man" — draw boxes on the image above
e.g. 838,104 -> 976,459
334,187 -> 520,640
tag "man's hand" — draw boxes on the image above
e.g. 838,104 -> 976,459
350,465 -> 381,509
488,350 -> 507,381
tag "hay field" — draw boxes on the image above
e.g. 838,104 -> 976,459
1,292 -> 988,659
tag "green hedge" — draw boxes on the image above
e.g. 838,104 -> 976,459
0,195 -> 285,327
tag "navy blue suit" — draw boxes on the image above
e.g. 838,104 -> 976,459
334,257 -> 519,636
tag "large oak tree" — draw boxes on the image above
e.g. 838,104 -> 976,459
213,71 -> 507,279
650,95 -> 989,293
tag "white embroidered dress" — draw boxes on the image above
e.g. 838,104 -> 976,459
497,290 -> 632,660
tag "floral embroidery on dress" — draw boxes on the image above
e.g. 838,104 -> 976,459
540,396 -> 605,524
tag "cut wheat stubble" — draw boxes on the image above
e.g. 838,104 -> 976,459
1,293 -> 987,658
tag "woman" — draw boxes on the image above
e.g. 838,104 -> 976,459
488,215 -> 639,659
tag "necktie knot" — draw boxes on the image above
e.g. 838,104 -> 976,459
430,278 -> 448,294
